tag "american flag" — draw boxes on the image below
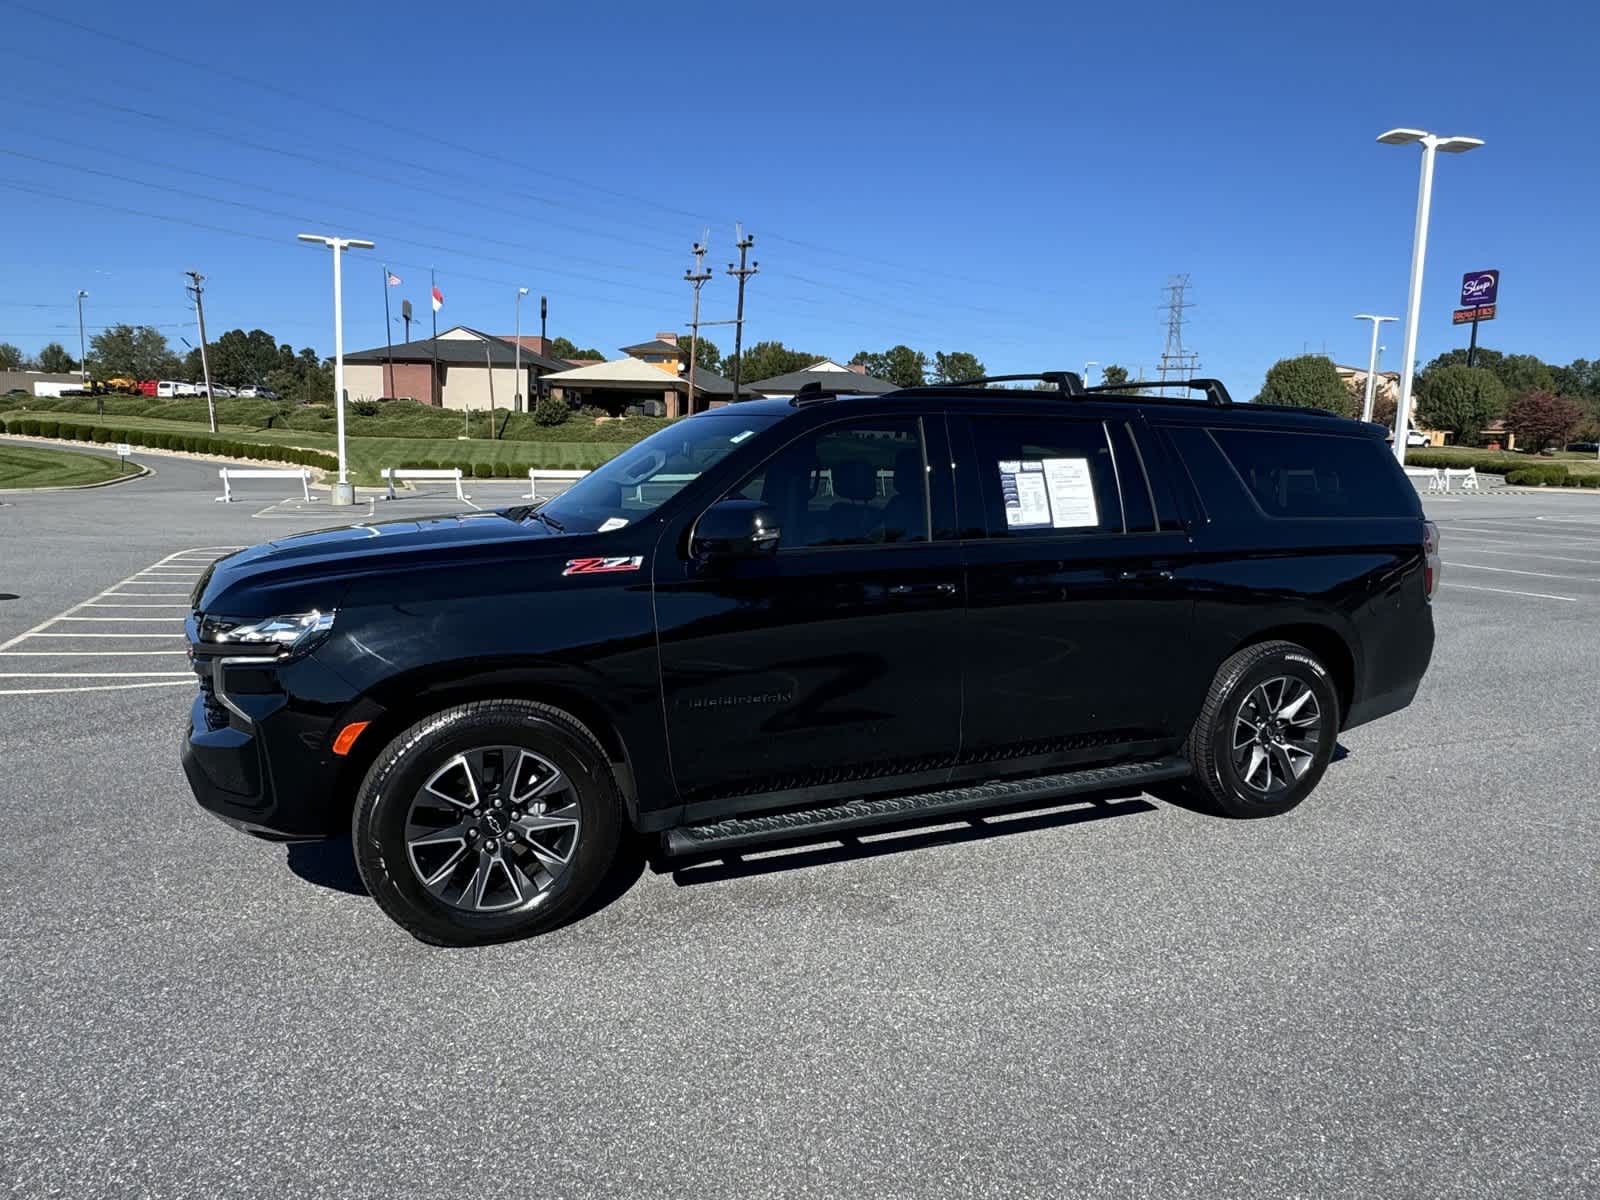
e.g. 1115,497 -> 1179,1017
385,271 -> 402,287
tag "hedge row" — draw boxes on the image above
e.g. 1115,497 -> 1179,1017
1404,450 -> 1519,474
387,459 -> 594,478
1505,465 -> 1600,488
2,417 -> 337,471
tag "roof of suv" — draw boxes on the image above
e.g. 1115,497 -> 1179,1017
698,386 -> 1372,436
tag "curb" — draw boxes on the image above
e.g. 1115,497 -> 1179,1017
0,439 -> 155,494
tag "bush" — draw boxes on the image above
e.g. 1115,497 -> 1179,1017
352,400 -> 381,417
472,462 -> 494,479
492,461 -> 512,478
1405,450 -> 1518,475
532,395 -> 570,427
36,420 -> 59,438
91,428 -> 112,444
1506,465 -> 1571,487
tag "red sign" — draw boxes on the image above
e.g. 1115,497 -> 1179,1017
1452,304 -> 1495,325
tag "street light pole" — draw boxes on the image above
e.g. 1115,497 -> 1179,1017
1377,128 -> 1483,465
1082,361 -> 1099,387
514,287 -> 529,412
299,232 -> 375,505
1353,314 -> 1398,424
75,289 -> 92,413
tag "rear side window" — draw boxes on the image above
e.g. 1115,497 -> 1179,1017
1210,427 -> 1415,519
969,415 -> 1123,536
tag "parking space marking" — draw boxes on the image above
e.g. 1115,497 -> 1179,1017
0,546 -> 240,696
1442,561 -> 1600,583
1442,582 -> 1579,602
1441,523 -> 1600,544
1440,543 -> 1600,566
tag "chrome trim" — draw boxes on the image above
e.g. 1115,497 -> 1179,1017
212,655 -> 275,725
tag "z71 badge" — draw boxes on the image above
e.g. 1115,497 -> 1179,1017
562,556 -> 643,577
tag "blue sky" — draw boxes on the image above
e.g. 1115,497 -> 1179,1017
1,0 -> 1594,391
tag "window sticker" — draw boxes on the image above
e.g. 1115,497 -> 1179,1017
999,460 -> 1053,528
998,457 -> 1099,529
1041,457 -> 1099,528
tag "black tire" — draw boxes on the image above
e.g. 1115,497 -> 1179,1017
352,699 -> 623,946
1182,640 -> 1340,819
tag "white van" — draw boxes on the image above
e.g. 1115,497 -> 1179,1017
155,381 -> 184,398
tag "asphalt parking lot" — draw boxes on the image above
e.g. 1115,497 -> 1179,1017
2,446 -> 1597,1198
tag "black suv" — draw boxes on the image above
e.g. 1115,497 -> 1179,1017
182,375 -> 1437,945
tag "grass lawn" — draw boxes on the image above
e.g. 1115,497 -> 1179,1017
0,443 -> 128,489
1,409 -> 627,485
1410,445 -> 1600,477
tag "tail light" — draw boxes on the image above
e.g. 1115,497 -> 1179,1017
1423,520 -> 1440,601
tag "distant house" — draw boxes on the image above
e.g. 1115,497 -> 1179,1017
343,326 -> 569,411
741,358 -> 897,397
540,332 -> 734,417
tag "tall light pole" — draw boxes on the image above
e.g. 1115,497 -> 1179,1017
1353,314 -> 1398,423
75,289 -> 91,410
298,232 -> 374,505
1377,128 -> 1483,464
1082,361 -> 1099,386
514,286 -> 529,412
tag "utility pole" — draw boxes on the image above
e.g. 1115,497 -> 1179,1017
684,231 -> 711,416
1156,274 -> 1199,384
184,270 -> 218,433
726,225 -> 757,403
514,286 -> 529,412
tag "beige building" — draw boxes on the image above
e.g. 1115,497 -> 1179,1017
343,326 -> 570,411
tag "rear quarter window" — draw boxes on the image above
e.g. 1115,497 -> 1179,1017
1209,426 -> 1417,519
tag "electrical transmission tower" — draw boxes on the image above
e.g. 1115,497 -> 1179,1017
1157,274 -> 1200,383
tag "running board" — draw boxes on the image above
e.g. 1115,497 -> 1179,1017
661,757 -> 1190,857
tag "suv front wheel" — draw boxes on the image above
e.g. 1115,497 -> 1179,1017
1184,641 -> 1340,818
353,699 -> 623,945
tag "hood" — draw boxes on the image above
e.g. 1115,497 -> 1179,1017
194,510 -> 557,616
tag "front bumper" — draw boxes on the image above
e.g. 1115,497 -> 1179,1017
181,648 -> 362,841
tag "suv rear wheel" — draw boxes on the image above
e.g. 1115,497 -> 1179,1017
1183,641 -> 1340,818
353,699 -> 623,945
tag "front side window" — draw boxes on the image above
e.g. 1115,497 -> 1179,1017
731,418 -> 929,549
969,415 -> 1123,537
535,413 -> 781,533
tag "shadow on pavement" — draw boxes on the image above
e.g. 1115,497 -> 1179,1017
657,791 -> 1159,888
286,835 -> 367,897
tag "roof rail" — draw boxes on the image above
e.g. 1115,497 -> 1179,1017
1083,377 -> 1235,407
950,371 -> 1087,396
791,380 -> 861,406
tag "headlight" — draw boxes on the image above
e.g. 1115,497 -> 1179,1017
200,610 -> 334,650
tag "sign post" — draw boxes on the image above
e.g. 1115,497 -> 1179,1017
116,442 -> 131,474
1459,270 -> 1499,368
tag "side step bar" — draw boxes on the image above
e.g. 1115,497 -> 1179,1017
661,757 -> 1190,857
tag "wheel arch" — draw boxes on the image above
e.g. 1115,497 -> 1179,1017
1230,622 -> 1356,724
330,667 -> 641,826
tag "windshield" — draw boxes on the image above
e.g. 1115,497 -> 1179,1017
533,413 -> 782,534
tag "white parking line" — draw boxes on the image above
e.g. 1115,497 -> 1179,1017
1442,524 -> 1600,544
0,549 -> 238,699
1442,561 -> 1600,583
1442,544 -> 1600,566
1442,582 -> 1579,602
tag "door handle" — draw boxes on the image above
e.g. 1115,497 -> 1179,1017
888,582 -> 959,597
1118,568 -> 1175,583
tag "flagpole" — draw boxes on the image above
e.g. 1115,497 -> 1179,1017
382,264 -> 395,399
430,266 -> 441,407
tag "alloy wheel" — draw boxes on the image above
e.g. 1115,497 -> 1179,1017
1230,675 -> 1323,796
404,745 -> 581,913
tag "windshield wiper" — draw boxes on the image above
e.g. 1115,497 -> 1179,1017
526,508 -> 564,532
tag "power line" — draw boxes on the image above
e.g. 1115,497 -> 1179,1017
684,232 -> 712,415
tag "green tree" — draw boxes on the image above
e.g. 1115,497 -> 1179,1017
202,328 -> 283,388
1415,365 -> 1507,445
1100,364 -> 1130,388
36,343 -> 77,373
680,335 -> 722,376
87,324 -> 183,380
548,336 -> 605,361
1505,390 -> 1583,452
737,341 -> 823,386
851,345 -> 926,387
0,343 -> 24,370
1254,354 -> 1354,415
933,350 -> 985,384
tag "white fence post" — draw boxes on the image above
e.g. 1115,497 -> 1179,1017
524,468 -> 591,500
216,467 -> 312,503
382,467 -> 468,502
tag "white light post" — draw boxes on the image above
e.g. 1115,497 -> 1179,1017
75,290 -> 89,387
514,287 -> 529,412
1353,314 -> 1398,423
1082,360 -> 1099,386
298,232 -> 375,505
1377,128 -> 1483,464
